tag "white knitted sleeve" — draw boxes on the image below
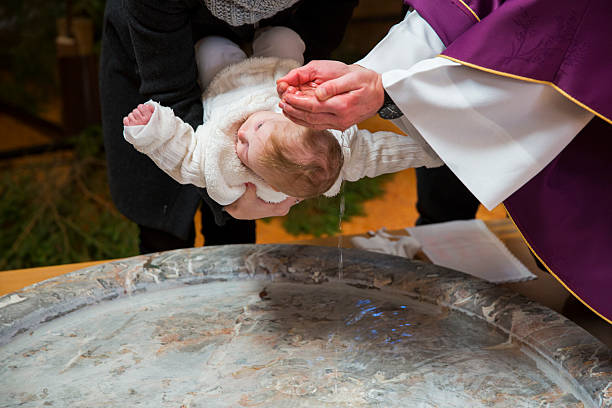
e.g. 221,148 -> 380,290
123,100 -> 208,187
340,125 -> 443,182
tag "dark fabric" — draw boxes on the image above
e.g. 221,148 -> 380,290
99,0 -> 358,245
200,202 -> 256,246
138,224 -> 196,255
415,165 -> 479,226
138,211 -> 254,254
198,188 -> 233,226
100,0 -> 205,242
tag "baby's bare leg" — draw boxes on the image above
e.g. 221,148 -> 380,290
195,36 -> 247,89
252,27 -> 305,65
123,104 -> 155,126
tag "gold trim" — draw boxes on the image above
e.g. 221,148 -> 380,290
456,0 -> 480,21
438,55 -> 612,125
503,204 -> 612,325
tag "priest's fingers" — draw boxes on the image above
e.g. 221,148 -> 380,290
276,64 -> 318,90
276,60 -> 351,94
280,111 -> 336,131
279,101 -> 347,130
281,92 -> 333,114
313,73 -> 361,101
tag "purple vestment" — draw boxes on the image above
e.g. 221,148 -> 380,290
407,0 -> 612,322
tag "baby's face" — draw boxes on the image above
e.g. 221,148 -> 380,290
236,110 -> 295,184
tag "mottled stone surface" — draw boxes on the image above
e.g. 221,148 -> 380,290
0,245 -> 610,407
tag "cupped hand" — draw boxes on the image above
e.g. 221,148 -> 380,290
276,60 -> 352,98
223,183 -> 300,220
277,61 -> 384,131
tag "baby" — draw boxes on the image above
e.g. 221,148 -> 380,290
124,101 -> 343,202
123,27 -> 442,206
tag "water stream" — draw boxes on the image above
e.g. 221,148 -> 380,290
337,184 -> 345,281
332,185 -> 346,396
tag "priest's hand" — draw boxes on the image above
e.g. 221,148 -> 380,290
223,183 -> 299,220
277,60 -> 384,131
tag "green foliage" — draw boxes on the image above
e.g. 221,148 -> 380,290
282,174 -> 393,237
0,126 -> 139,270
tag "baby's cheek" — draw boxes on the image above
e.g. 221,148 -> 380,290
235,145 -> 247,166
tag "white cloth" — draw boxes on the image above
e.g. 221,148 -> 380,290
358,11 -> 594,210
407,220 -> 535,283
351,228 -> 421,259
125,57 -> 442,204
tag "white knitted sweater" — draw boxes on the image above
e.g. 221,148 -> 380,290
124,57 -> 442,205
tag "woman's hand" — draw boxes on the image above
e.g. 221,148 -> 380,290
277,60 -> 384,130
223,183 -> 299,219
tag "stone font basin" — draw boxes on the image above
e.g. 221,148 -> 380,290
1,245 -> 610,407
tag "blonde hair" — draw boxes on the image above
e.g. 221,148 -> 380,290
259,122 -> 343,199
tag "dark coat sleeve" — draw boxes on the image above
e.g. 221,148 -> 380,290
124,0 -> 203,130
124,0 -> 234,222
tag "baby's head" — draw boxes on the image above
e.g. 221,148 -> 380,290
236,111 -> 343,198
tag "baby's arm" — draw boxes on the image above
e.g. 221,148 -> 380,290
123,101 -> 208,187
339,125 -> 443,182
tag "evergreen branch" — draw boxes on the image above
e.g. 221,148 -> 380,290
62,217 -> 115,259
74,170 -> 118,214
47,195 -> 72,257
0,204 -> 47,270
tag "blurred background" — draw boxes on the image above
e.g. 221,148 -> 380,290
0,0 -> 505,270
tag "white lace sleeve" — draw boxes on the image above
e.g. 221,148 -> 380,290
340,125 -> 443,182
123,100 -> 208,188
325,126 -> 442,197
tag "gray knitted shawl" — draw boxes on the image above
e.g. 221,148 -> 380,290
204,0 -> 301,26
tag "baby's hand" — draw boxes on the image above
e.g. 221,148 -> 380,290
123,104 -> 155,126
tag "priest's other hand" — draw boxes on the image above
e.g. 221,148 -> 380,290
277,60 -> 384,131
223,183 -> 298,220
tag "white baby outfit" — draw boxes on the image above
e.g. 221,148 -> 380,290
124,26 -> 441,205
124,56 -> 442,205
